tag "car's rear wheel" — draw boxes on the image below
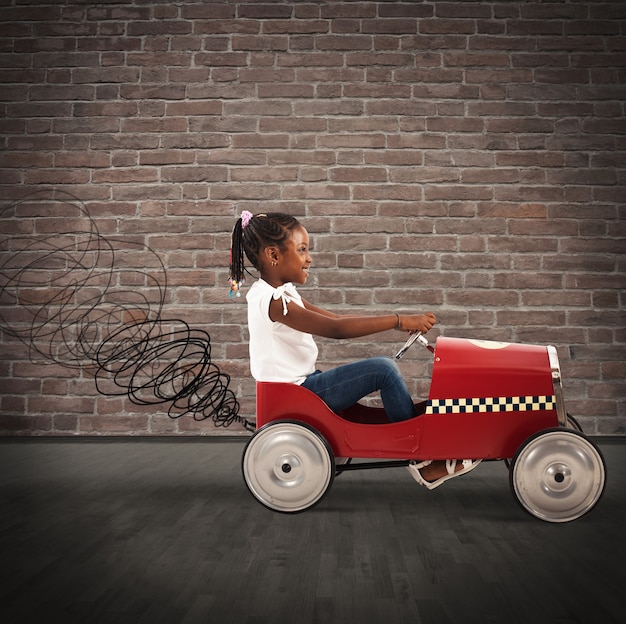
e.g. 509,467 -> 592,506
242,420 -> 334,513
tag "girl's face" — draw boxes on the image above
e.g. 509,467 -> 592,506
275,225 -> 312,285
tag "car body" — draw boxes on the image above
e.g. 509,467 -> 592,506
243,335 -> 606,522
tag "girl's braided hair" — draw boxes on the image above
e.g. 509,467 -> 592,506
229,211 -> 301,297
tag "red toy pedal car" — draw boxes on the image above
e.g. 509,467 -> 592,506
242,333 -> 606,522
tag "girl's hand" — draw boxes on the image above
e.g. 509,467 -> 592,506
397,313 -> 436,333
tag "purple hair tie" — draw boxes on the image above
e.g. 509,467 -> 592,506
241,210 -> 253,229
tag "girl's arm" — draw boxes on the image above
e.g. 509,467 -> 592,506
270,297 -> 436,339
302,299 -> 340,319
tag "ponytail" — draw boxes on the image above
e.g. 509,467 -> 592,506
228,215 -> 246,298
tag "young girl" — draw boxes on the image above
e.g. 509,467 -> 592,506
228,211 -> 480,489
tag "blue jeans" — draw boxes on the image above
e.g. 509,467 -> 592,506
301,357 -> 417,422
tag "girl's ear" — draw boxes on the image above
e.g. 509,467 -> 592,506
262,246 -> 280,266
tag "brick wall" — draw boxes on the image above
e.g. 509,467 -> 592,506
0,1 -> 624,436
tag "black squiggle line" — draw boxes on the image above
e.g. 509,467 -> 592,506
0,189 -> 251,431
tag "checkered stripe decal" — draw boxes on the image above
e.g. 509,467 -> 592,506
425,395 -> 556,415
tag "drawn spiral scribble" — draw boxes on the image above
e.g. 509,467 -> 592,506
0,189 -> 250,430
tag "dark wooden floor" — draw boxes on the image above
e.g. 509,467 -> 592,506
0,437 -> 624,624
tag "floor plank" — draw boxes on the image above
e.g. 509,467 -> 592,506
0,438 -> 624,623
